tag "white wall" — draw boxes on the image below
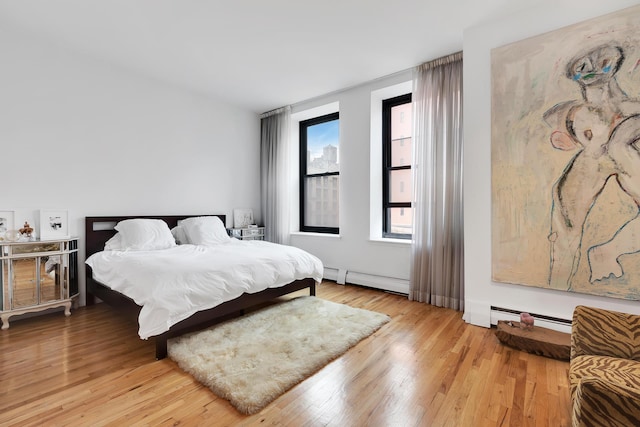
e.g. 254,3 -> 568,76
0,24 -> 261,305
289,72 -> 413,293
463,0 -> 640,331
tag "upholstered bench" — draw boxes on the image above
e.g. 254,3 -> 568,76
570,305 -> 640,427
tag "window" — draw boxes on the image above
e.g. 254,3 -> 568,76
300,112 -> 339,233
383,93 -> 412,238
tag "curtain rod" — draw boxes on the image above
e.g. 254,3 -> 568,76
260,105 -> 291,119
261,50 -> 463,115
420,51 -> 463,70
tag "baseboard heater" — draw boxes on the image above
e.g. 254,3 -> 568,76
490,306 -> 572,326
322,268 -> 410,295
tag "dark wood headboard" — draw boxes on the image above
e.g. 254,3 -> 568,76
85,215 -> 226,258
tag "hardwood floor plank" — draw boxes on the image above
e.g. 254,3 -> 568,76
0,281 -> 572,426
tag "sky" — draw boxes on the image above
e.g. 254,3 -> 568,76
307,119 -> 339,161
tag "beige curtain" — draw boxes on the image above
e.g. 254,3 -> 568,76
260,106 -> 291,245
410,52 -> 464,311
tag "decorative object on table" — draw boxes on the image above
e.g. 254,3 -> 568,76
14,210 -> 37,241
0,210 -> 14,241
39,209 -> 69,240
18,221 -> 35,241
3,230 -> 20,242
519,312 -> 535,330
168,296 -> 390,415
495,320 -> 570,360
233,208 -> 254,228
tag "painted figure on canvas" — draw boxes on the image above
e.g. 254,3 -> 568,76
543,44 -> 640,290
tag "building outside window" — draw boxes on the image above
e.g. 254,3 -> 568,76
383,93 -> 412,238
300,112 -> 339,233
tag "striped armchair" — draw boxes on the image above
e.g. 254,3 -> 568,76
570,305 -> 640,427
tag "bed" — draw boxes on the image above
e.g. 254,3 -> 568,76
85,214 -> 322,359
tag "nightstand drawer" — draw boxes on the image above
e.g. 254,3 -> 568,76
242,228 -> 263,237
227,227 -> 265,240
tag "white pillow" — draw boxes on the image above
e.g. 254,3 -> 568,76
180,216 -> 230,245
171,225 -> 189,245
104,233 -> 123,251
114,219 -> 176,251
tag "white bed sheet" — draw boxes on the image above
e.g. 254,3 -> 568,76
85,239 -> 323,339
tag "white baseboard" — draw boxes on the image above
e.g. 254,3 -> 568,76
337,268 -> 347,285
345,271 -> 409,294
321,268 -> 409,294
323,267 -> 339,282
463,298 -> 491,328
464,298 -> 572,333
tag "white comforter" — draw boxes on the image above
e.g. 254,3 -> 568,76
85,240 -> 323,339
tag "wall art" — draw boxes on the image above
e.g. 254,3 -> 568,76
491,5 -> 640,299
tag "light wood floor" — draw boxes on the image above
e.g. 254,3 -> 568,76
0,281 -> 571,426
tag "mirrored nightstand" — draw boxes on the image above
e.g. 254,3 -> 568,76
0,238 -> 78,329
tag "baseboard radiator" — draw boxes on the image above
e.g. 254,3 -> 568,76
490,306 -> 572,333
321,267 -> 410,295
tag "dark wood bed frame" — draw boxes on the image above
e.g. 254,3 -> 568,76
85,215 -> 316,359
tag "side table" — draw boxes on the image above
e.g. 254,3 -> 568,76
495,320 -> 571,360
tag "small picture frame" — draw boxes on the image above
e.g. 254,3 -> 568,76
233,208 -> 254,228
0,210 -> 15,241
40,209 -> 69,240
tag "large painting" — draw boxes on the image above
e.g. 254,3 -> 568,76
491,5 -> 640,299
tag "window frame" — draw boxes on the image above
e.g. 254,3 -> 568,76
299,112 -> 340,234
382,93 -> 412,239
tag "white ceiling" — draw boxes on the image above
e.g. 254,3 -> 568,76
0,0 -> 539,113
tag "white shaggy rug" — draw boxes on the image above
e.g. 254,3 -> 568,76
167,296 -> 390,415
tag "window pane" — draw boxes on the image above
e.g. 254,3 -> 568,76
391,103 -> 412,167
389,169 -> 412,203
391,137 -> 412,167
306,119 -> 339,175
388,207 -> 413,235
304,175 -> 339,227
391,103 -> 411,138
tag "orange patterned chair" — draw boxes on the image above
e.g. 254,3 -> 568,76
570,305 -> 640,427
